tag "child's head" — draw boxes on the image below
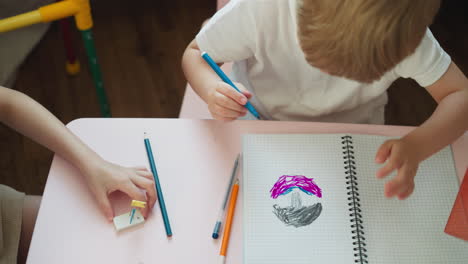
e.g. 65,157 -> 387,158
297,0 -> 440,83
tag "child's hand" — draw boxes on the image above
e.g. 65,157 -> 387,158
82,160 -> 157,221
207,81 -> 252,121
374,138 -> 422,200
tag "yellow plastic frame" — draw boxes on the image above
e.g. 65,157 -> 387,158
0,0 -> 93,33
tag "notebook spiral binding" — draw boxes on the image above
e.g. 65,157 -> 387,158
342,135 -> 368,263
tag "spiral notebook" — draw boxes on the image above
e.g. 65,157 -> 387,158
242,134 -> 468,264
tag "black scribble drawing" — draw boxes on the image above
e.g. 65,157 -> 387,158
272,192 -> 322,228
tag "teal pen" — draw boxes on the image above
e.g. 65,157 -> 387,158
144,133 -> 173,237
212,154 -> 240,239
201,52 -> 260,119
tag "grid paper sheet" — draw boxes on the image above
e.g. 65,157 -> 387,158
243,134 -> 468,264
352,135 -> 468,264
243,134 -> 354,264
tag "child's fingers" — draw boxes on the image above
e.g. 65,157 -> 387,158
132,166 -> 149,172
131,175 -> 157,213
212,113 -> 236,121
216,83 -> 248,105
376,157 -> 400,179
234,82 -> 252,99
215,92 -> 247,113
242,90 -> 252,99
119,183 -> 149,218
95,188 -> 114,221
396,164 -> 417,189
136,169 -> 154,181
385,179 -> 413,199
384,165 -> 416,198
375,140 -> 393,164
397,184 -> 415,200
213,104 -> 245,118
384,180 -> 403,198
208,94 -> 244,120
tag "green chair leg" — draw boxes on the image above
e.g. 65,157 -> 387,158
81,29 -> 111,117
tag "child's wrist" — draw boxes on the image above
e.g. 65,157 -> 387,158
74,152 -> 106,178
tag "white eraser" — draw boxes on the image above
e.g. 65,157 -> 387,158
113,210 -> 145,232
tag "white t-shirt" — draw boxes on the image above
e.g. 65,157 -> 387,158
196,0 -> 451,124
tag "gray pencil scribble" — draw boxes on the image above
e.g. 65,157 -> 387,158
272,192 -> 322,228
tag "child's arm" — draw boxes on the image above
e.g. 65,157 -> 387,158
375,62 -> 468,199
182,39 -> 251,121
0,86 -> 156,221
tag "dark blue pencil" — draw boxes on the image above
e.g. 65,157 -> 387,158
201,52 -> 260,119
144,133 -> 172,237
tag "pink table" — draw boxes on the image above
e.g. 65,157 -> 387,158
27,119 -> 468,264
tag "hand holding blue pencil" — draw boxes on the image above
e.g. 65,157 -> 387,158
201,52 -> 260,120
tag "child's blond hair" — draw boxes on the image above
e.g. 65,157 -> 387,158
297,0 -> 440,83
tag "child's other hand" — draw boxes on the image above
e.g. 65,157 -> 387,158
82,160 -> 157,221
207,81 -> 252,121
374,139 -> 422,200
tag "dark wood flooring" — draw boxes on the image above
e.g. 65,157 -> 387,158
0,0 -> 466,195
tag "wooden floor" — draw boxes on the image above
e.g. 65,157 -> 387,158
1,0 -> 467,195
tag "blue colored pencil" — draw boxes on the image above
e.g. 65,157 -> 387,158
201,52 -> 260,119
212,155 -> 240,239
129,208 -> 136,224
144,133 -> 172,237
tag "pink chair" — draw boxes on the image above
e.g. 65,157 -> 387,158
179,0 -> 231,119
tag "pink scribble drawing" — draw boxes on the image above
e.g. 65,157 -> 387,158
270,175 -> 323,227
270,175 -> 322,199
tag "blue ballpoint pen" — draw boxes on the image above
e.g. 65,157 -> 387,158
201,52 -> 260,119
212,154 -> 240,239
